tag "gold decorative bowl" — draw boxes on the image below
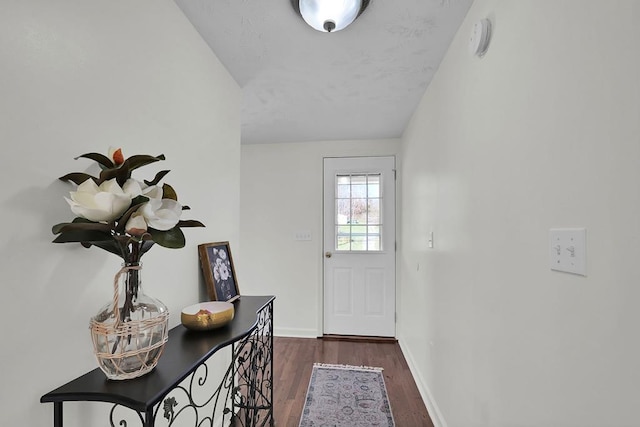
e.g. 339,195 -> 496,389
181,301 -> 235,331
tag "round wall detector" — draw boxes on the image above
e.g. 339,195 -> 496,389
469,18 -> 492,57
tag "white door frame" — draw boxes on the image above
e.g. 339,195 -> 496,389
321,155 -> 397,337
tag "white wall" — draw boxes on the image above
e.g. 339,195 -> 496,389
398,1 -> 640,426
0,1 -> 240,425
240,140 -> 399,337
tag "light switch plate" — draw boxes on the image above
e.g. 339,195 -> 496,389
294,230 -> 312,241
549,228 -> 586,276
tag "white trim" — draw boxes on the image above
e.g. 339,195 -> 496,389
398,338 -> 448,427
274,327 -> 318,338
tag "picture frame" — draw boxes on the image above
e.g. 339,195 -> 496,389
198,241 -> 240,302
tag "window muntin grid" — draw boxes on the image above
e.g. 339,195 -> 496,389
334,173 -> 382,251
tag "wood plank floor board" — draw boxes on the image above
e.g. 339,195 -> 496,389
272,337 -> 434,426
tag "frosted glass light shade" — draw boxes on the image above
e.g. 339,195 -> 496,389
299,0 -> 362,32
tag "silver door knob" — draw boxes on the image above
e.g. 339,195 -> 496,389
325,251 -> 332,258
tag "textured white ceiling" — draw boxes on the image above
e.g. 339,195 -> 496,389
174,0 -> 473,144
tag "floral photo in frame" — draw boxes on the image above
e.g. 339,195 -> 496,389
198,242 -> 240,302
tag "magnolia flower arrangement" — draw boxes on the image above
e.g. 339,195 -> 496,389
52,148 -> 204,262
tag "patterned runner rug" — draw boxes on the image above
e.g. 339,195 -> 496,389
299,363 -> 395,427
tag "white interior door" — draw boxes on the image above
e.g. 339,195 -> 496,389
323,156 -> 396,337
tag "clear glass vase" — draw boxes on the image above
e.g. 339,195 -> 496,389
90,262 -> 169,380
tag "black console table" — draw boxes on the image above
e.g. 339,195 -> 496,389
41,295 -> 275,427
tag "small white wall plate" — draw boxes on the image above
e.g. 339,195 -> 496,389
549,228 -> 587,276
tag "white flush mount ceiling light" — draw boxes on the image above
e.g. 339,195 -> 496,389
291,0 -> 370,33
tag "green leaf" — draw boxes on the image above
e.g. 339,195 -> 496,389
139,240 -> 155,257
162,183 -> 177,201
52,230 -> 114,244
149,227 -> 185,249
58,173 -> 98,185
85,240 -> 124,258
75,152 -> 114,169
144,170 -> 171,186
93,154 -> 165,186
52,222 -> 70,234
97,165 -> 130,187
130,195 -> 149,207
122,154 -> 165,173
71,217 -> 95,224
53,221 -> 113,234
176,220 -> 205,228
52,217 -> 104,234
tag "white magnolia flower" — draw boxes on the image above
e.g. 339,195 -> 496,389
122,179 -> 143,198
139,198 -> 182,231
122,179 -> 163,200
65,178 -> 130,222
125,212 -> 148,236
142,184 -> 163,199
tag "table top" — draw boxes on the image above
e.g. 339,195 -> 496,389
41,295 -> 275,412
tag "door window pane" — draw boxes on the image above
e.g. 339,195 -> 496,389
336,233 -> 351,251
367,199 -> 380,224
334,173 -> 383,251
336,199 -> 351,224
337,183 -> 351,198
351,184 -> 367,198
367,236 -> 380,250
351,199 -> 367,224
367,176 -> 380,197
350,235 -> 367,251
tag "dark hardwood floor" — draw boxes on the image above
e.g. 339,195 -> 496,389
272,336 -> 434,426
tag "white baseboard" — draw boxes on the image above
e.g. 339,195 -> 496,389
274,327 -> 319,338
398,339 -> 447,427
